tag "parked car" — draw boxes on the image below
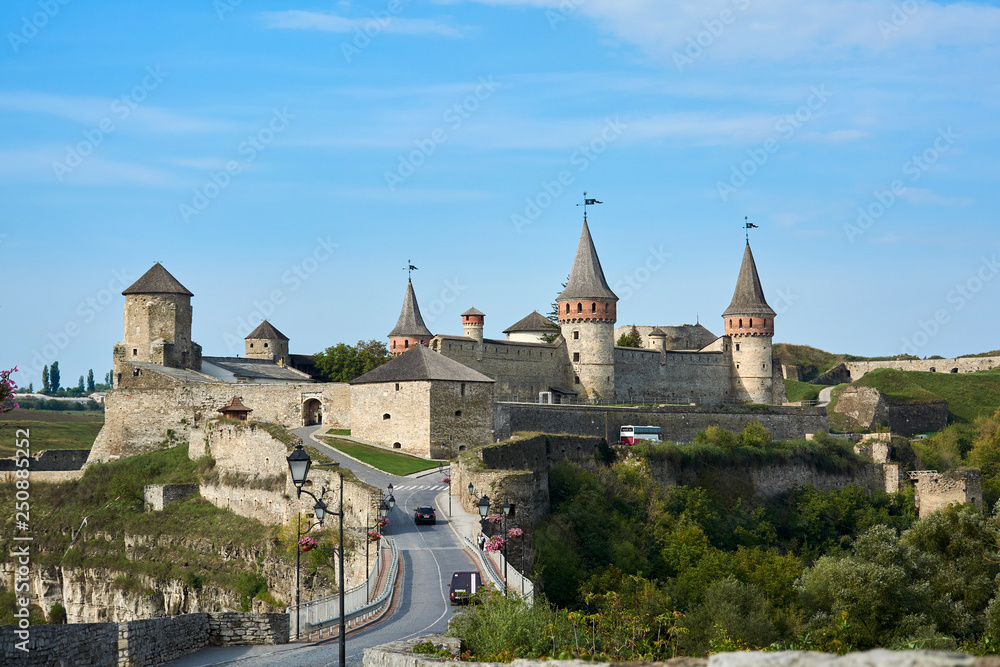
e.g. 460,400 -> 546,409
449,571 -> 483,605
414,506 -> 436,525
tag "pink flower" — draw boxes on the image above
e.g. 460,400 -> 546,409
486,514 -> 503,524
484,535 -> 506,552
507,527 -> 523,539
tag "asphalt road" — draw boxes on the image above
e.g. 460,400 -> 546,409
202,427 -> 477,666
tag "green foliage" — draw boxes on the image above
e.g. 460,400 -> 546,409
616,325 -> 643,348
47,602 -> 67,624
684,576 -> 777,654
49,361 -> 61,393
319,437 -> 440,475
86,369 -> 95,392
236,572 -> 268,611
313,340 -> 390,382
784,379 -> 829,403
42,364 -> 49,393
0,585 -> 46,626
413,641 -> 453,657
855,366 -> 1000,424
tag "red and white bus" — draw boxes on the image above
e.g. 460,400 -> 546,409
619,425 -> 661,445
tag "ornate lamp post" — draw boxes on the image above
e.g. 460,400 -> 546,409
502,500 -> 513,597
287,443 -> 345,667
477,495 -> 490,541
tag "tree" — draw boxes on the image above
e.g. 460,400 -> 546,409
86,369 -> 95,392
313,340 -> 391,382
42,365 -> 49,393
77,375 -> 85,392
617,325 -> 643,348
49,361 -> 60,393
104,371 -> 112,386
542,276 -> 569,343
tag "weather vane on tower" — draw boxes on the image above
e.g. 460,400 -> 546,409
745,216 -> 759,241
403,260 -> 418,278
577,192 -> 603,221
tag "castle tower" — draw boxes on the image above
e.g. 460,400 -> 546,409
462,307 -> 485,344
245,320 -> 290,366
116,263 -> 202,372
556,218 -> 618,401
722,241 -> 777,404
388,279 -> 433,356
648,327 -> 667,351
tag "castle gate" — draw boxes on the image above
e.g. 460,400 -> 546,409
303,398 -> 323,426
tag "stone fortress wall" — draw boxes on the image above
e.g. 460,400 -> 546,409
90,360 -> 350,463
350,380 -> 431,457
432,336 -> 569,399
845,355 -> 1000,380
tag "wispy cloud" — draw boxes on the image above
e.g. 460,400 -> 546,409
262,10 -> 470,38
0,148 -> 179,186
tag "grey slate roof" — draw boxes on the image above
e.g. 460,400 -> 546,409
722,242 -> 776,318
122,263 -> 193,296
557,220 -> 618,302
129,362 -> 215,383
649,327 -> 667,336
503,311 -> 559,334
462,307 -> 485,316
349,345 -> 494,385
388,280 -> 433,338
246,321 -> 289,341
202,357 -> 314,382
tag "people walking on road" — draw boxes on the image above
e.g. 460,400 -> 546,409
477,533 -> 486,550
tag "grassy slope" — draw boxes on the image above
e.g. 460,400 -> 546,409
784,379 -> 829,403
773,344 -> 847,380
1,409 -> 104,456
855,367 -> 1000,423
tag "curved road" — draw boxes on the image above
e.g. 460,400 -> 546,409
234,427 -> 478,666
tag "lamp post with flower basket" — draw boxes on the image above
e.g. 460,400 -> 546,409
286,443 -> 345,667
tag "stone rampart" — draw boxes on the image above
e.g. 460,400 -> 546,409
0,612 -> 288,667
434,337 -> 569,400
846,356 -> 1000,380
832,386 -> 948,436
89,362 -> 350,463
495,402 -> 828,443
362,634 -> 1000,667
0,449 -> 90,471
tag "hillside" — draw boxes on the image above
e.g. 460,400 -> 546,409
774,343 -> 920,382
853,367 -> 1000,424
0,409 -> 104,457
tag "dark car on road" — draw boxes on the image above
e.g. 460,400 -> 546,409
449,571 -> 483,605
414,506 -> 436,525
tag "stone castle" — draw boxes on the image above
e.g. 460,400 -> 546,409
383,216 -> 786,407
89,217 -> 793,464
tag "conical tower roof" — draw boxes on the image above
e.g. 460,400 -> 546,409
245,320 -> 289,341
389,279 -> 433,338
122,263 -> 193,296
557,219 -> 618,302
722,242 -> 776,318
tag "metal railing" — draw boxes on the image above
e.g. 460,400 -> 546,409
287,538 -> 399,638
463,536 -> 533,603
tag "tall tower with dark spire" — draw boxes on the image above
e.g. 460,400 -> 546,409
556,217 -> 618,400
114,263 -> 202,377
722,241 -> 777,404
388,279 -> 433,356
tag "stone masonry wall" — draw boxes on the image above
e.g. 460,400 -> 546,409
845,355 -> 1000,380
0,449 -> 89,471
89,361 -> 350,463
832,386 -> 948,436
144,483 -> 199,511
434,337 -> 569,400
911,470 -> 983,518
0,612 -> 289,667
351,381 -> 430,457
429,380 -> 494,458
495,402 -> 828,443
1,622 -> 118,666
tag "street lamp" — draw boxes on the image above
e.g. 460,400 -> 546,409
502,501 -> 513,597
468,482 -> 474,497
477,494 -> 490,541
286,443 -> 345,667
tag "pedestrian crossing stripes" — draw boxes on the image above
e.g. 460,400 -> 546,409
391,484 -> 448,491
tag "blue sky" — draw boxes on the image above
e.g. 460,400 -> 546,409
2,0 -> 999,388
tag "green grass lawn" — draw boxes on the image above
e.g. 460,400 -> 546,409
320,438 -> 442,475
855,367 -> 1000,423
1,410 -> 104,456
784,379 -> 830,403
326,428 -> 351,436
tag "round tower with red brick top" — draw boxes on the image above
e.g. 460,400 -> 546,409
388,279 -> 433,356
723,241 -> 777,404
461,307 -> 484,344
557,217 -> 618,401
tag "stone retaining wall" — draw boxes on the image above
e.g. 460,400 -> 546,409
0,449 -> 90,471
0,612 -> 288,667
846,356 -> 1000,380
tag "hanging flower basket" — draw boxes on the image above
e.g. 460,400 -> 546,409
487,514 -> 503,525
367,530 -> 382,543
507,527 -> 523,539
298,536 -> 317,552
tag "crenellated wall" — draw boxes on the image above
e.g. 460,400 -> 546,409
433,336 -> 569,400
845,356 -> 1000,380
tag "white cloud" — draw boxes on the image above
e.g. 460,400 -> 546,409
262,10 -> 470,37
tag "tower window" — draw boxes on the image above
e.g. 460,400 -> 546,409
455,410 -> 462,417
392,340 -> 396,349
591,302 -> 596,313
574,375 -> 580,384
461,383 -> 466,396
573,331 -> 579,340
577,303 -> 583,313
264,342 -> 269,348
739,319 -> 743,328
735,343 -> 740,351
395,383 -> 400,391
566,304 -> 570,314
729,319 -> 733,328
405,340 -> 409,349
573,352 -> 580,362
749,319 -> 753,328
132,349 -> 137,356
249,343 -> 254,348
383,413 -> 391,420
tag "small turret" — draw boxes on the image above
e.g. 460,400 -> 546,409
462,307 -> 484,344
245,320 -> 290,366
388,279 -> 433,356
648,327 -> 667,352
